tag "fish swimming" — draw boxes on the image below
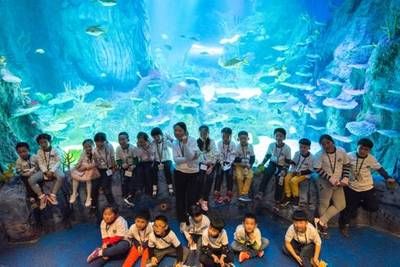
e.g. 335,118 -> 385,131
97,0 -> 117,7
85,26 -> 105,37
35,48 -> 45,54
219,57 -> 248,68
271,45 -> 289,52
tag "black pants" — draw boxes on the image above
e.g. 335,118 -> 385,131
91,169 -> 115,209
154,160 -> 173,186
174,170 -> 199,222
339,187 -> 379,227
120,169 -> 136,198
19,175 -> 39,200
283,240 -> 315,267
136,162 -> 156,196
214,163 -> 233,192
199,168 -> 215,201
258,162 -> 284,201
199,247 -> 234,267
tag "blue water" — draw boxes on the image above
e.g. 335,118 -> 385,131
1,215 -> 399,267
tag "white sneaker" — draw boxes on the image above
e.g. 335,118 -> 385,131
69,193 -> 78,204
85,198 -> 92,207
47,194 -> 58,205
39,194 -> 47,210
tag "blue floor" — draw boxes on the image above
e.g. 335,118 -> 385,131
0,214 -> 399,267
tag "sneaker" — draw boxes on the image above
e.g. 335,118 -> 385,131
224,191 -> 233,203
254,192 -> 263,201
85,198 -> 92,208
340,224 -> 350,238
39,195 -> 47,210
214,191 -> 221,201
238,251 -> 251,263
124,195 -> 135,207
317,222 -> 329,239
87,247 -> 102,263
69,193 -> 78,204
292,196 -> 300,206
238,195 -> 252,202
280,197 -> 291,207
257,250 -> 264,258
200,200 -> 208,211
47,194 -> 58,205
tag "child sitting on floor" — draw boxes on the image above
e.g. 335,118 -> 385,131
70,139 -> 100,207
231,213 -> 269,263
87,205 -> 131,266
200,217 -> 234,267
147,215 -> 188,267
181,205 -> 210,251
284,210 -> 322,267
29,133 -> 65,210
123,209 -> 153,267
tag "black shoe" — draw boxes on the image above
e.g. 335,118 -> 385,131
317,222 -> 329,239
340,225 -> 350,238
123,195 -> 135,207
292,197 -> 299,206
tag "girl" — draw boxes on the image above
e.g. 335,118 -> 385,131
172,122 -> 200,225
197,125 -> 217,211
87,205 -> 131,266
136,132 -> 156,196
70,139 -> 100,207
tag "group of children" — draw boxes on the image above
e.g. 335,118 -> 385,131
14,122 -> 396,266
87,205 -> 270,267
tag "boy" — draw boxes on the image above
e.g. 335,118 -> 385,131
15,142 -> 39,204
181,205 -> 210,250
92,132 -> 116,210
231,213 -> 269,263
116,132 -> 138,207
234,131 -> 255,202
214,127 -> 236,204
29,133 -> 65,209
200,217 -> 234,267
147,215 -> 188,267
283,138 -> 314,207
123,209 -> 153,267
339,138 -> 395,237
256,128 -> 291,205
284,210 -> 321,267
150,127 -> 174,198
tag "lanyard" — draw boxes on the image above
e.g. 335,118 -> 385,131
121,145 -> 131,162
43,150 -> 51,170
179,141 -> 184,157
275,144 -> 284,160
327,151 -> 337,174
156,141 -> 164,161
138,228 -> 147,244
27,155 -> 32,168
241,145 -> 248,158
296,154 -> 308,172
99,146 -> 109,168
222,142 -> 230,161
355,155 -> 366,180
296,231 -> 308,244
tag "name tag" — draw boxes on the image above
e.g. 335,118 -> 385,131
106,169 -> 113,176
124,170 -> 133,177
200,164 -> 208,171
158,163 -> 164,170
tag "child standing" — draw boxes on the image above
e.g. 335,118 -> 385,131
116,132 -> 138,207
181,205 -> 210,251
70,139 -> 100,207
231,213 -> 269,263
200,217 -> 234,267
284,210 -> 322,267
314,134 -> 350,237
92,132 -> 116,210
234,131 -> 255,202
123,209 -> 153,267
256,128 -> 291,205
29,133 -> 65,209
147,215 -> 188,267
283,138 -> 314,207
339,138 -> 395,237
15,142 -> 39,205
136,132 -> 156,196
197,125 -> 217,211
172,122 -> 200,225
214,127 -> 236,204
150,127 -> 174,198
87,205 -> 131,266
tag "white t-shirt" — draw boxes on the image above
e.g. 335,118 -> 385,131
100,216 -> 129,240
151,140 -> 173,162
285,222 -> 321,246
313,147 -> 349,180
16,155 -> 39,175
202,228 -> 229,249
234,224 -> 262,249
348,152 -> 382,192
235,144 -> 255,166
182,215 -> 210,240
217,141 -> 236,165
198,139 -> 218,164
37,148 -> 62,173
116,144 -> 138,166
266,142 -> 291,166
127,222 -> 153,244
173,137 -> 200,173
93,142 -> 115,169
148,229 -> 181,249
290,151 -> 314,176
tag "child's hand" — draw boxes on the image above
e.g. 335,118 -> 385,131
175,262 -> 183,267
386,178 -> 396,189
137,245 -> 143,256
312,257 -> 320,267
212,254 -> 220,264
151,256 -> 158,266
328,176 -> 339,186
294,254 -> 303,265
340,177 -> 349,186
188,237 -> 194,246
182,135 -> 188,144
219,255 -> 225,267
101,243 -> 107,249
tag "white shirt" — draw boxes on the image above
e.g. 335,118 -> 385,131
116,144 -> 138,166
285,222 -> 321,246
173,137 -> 200,173
290,151 -> 314,177
313,147 -> 349,180
234,144 -> 255,166
136,144 -> 154,162
151,139 -> 173,162
202,228 -> 228,249
234,224 -> 262,249
93,142 -> 115,169
148,229 -> 181,249
16,155 -> 39,175
198,138 -> 218,164
37,148 -> 62,173
217,140 -> 236,164
127,223 -> 153,244
266,142 -> 291,166
181,215 -> 210,240
100,216 -> 128,240
348,152 -> 382,192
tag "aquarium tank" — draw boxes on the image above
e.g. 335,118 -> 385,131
0,0 -> 400,172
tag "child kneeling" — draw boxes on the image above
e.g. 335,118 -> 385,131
283,210 -> 322,267
231,213 -> 269,263
200,217 -> 234,267
87,205 -> 131,266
